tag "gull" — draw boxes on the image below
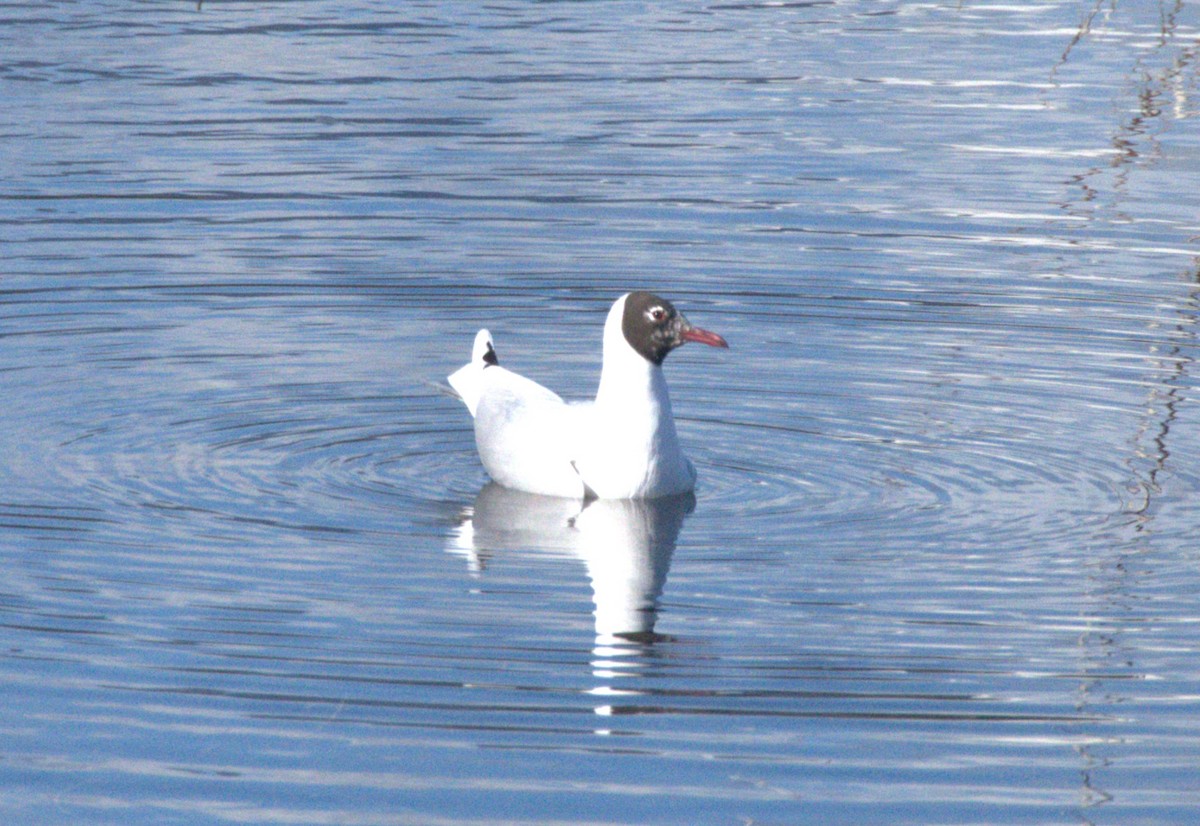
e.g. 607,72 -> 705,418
448,291 -> 727,499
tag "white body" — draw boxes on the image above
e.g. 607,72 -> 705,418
447,294 -> 698,499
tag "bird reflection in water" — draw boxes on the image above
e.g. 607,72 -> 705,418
447,483 -> 694,715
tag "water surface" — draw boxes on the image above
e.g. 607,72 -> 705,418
3,1 -> 1200,824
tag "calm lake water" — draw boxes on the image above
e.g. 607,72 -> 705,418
3,1 -> 1200,824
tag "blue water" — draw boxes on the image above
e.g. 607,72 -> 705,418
3,1 -> 1200,824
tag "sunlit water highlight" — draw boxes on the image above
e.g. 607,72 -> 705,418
3,1 -> 1200,824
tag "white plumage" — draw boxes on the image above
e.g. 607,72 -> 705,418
448,291 -> 727,499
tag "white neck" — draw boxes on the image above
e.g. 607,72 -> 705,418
572,294 -> 695,498
594,295 -> 677,439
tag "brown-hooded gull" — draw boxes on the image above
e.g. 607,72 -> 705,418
448,291 -> 727,499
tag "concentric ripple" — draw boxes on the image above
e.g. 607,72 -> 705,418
678,312 -> 1171,566
49,388 -> 482,547
7,277 -> 1183,578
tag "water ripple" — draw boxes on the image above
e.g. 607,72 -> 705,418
5,1 -> 1200,824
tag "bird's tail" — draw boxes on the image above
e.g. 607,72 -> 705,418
447,329 -> 497,417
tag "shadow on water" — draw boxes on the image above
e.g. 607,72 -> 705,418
1072,260 -> 1200,820
1121,267 -> 1199,526
1059,0 -> 1199,217
1054,9 -> 1200,820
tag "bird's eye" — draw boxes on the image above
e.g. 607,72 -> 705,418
648,307 -> 666,322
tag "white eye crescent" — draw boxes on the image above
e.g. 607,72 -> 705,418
647,306 -> 666,322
